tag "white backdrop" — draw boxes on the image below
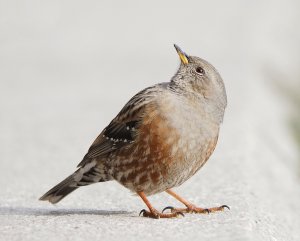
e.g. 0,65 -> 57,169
0,1 -> 299,241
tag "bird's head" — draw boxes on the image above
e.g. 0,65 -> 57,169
171,44 -> 227,113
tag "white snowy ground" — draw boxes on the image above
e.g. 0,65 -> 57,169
1,1 -> 300,241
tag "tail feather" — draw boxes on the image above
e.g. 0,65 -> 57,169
39,160 -> 113,204
39,174 -> 79,204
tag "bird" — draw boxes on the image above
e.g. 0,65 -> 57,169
39,44 -> 228,219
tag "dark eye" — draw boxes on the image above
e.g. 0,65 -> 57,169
196,67 -> 204,74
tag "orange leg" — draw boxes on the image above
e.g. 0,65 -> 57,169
137,191 -> 184,219
163,189 -> 229,214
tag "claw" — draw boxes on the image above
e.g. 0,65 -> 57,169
221,205 -> 230,210
203,208 -> 211,214
162,206 -> 174,213
162,207 -> 184,217
139,209 -> 146,216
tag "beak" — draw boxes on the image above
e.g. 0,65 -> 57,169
174,44 -> 189,65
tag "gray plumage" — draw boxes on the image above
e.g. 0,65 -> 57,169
39,45 -> 227,209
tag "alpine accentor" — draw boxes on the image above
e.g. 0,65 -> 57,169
40,45 -> 228,218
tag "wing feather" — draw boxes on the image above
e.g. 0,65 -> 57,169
77,85 -> 161,167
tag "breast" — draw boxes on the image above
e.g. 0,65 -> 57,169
153,93 -> 220,188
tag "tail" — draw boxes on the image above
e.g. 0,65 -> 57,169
39,174 -> 79,204
39,161 -> 112,204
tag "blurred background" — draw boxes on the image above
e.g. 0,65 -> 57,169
0,0 -> 299,240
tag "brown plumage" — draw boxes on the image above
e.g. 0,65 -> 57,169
39,45 -> 228,218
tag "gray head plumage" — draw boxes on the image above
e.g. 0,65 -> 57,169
171,44 -> 227,123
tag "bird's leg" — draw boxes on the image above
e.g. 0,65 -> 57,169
137,191 -> 184,219
163,189 -> 229,214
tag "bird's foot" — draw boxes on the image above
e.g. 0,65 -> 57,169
139,208 -> 184,219
162,204 -> 230,214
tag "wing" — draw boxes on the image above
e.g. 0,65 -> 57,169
77,85 -> 161,167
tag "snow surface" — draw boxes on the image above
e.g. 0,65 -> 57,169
1,1 -> 300,241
